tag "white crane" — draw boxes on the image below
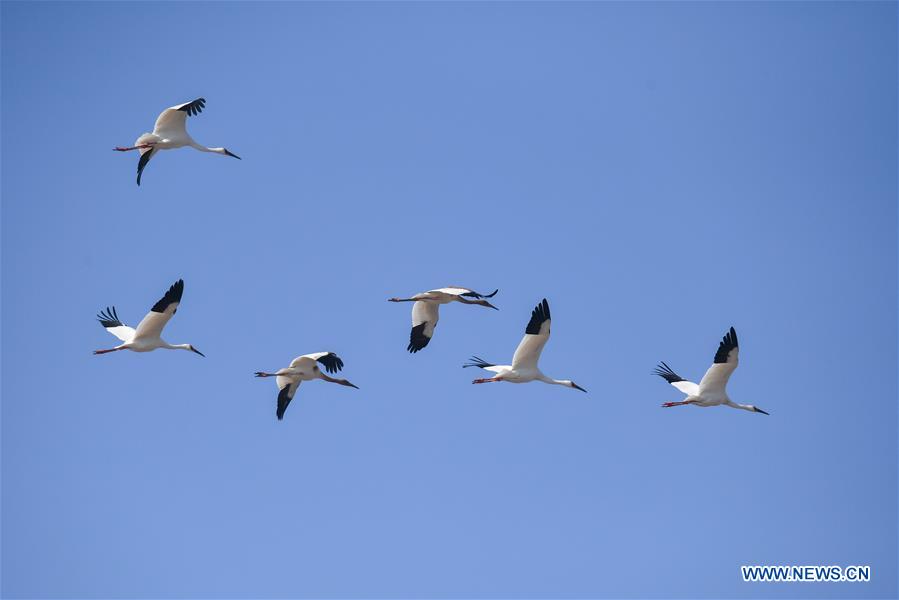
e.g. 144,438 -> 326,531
653,327 -> 769,415
94,279 -> 204,357
388,287 -> 498,353
254,352 -> 359,420
463,298 -> 586,392
113,98 -> 241,185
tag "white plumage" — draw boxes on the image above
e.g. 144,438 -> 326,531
255,352 -> 359,420
114,98 -> 241,185
388,286 -> 498,353
94,279 -> 204,357
464,298 -> 586,392
654,327 -> 769,415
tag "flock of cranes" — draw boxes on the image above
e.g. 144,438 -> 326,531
102,98 -> 770,420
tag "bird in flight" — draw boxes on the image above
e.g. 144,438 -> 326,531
255,352 -> 359,420
388,287 -> 498,353
463,298 -> 586,392
94,279 -> 204,357
653,327 -> 768,415
114,98 -> 240,185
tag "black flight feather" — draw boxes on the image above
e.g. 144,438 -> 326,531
97,306 -> 124,328
463,356 -> 494,369
136,148 -> 155,186
178,98 -> 206,117
407,323 -> 430,353
150,279 -> 184,314
461,288 -> 499,299
653,361 -> 685,384
276,385 -> 293,421
316,353 -> 344,374
713,327 -> 738,364
524,298 -> 551,335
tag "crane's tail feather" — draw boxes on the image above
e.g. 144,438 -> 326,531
653,361 -> 686,384
463,356 -> 494,369
97,306 -> 124,328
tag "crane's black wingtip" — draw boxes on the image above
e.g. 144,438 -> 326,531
524,298 -> 551,334
713,326 -> 739,364
97,305 -> 124,328
407,323 -> 430,353
316,352 -> 344,374
276,385 -> 292,420
150,279 -> 185,313
463,356 -> 494,369
653,361 -> 685,384
178,98 -> 207,116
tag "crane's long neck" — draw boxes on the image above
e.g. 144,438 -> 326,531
537,374 -> 566,386
725,400 -> 753,412
320,372 -> 359,388
164,342 -> 192,351
537,374 -> 585,392
189,141 -> 224,154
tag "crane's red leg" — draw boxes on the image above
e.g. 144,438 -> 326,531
472,377 -> 502,384
662,400 -> 696,408
93,348 -> 123,355
113,143 -> 154,152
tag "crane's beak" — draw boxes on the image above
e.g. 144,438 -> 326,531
754,407 -> 769,415
224,149 -> 241,159
344,380 -> 360,389
192,347 -> 206,357
572,382 -> 587,393
485,301 -> 499,310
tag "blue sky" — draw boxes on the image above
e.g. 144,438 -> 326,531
1,2 -> 896,598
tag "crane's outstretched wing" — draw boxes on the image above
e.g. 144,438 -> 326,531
133,279 -> 184,340
286,352 -> 342,374
310,352 -> 345,373
698,327 -> 739,395
96,306 -> 136,342
408,301 -> 439,353
511,298 -> 551,370
136,145 -> 157,186
435,287 -> 499,299
276,379 -> 301,421
653,361 -> 700,396
152,98 -> 206,137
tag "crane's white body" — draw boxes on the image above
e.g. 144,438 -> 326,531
255,352 -> 358,420
389,286 -> 498,353
654,327 -> 768,415
465,299 -> 586,392
136,102 -> 207,150
94,280 -> 203,356
115,98 -> 240,185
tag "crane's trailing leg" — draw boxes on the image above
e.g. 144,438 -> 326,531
472,377 -> 503,384
662,400 -> 696,408
93,347 -> 124,355
113,143 -> 155,152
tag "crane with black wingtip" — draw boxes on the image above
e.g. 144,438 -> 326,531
653,327 -> 769,415
114,98 -> 241,185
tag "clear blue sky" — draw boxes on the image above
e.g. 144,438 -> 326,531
2,2 -> 896,598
